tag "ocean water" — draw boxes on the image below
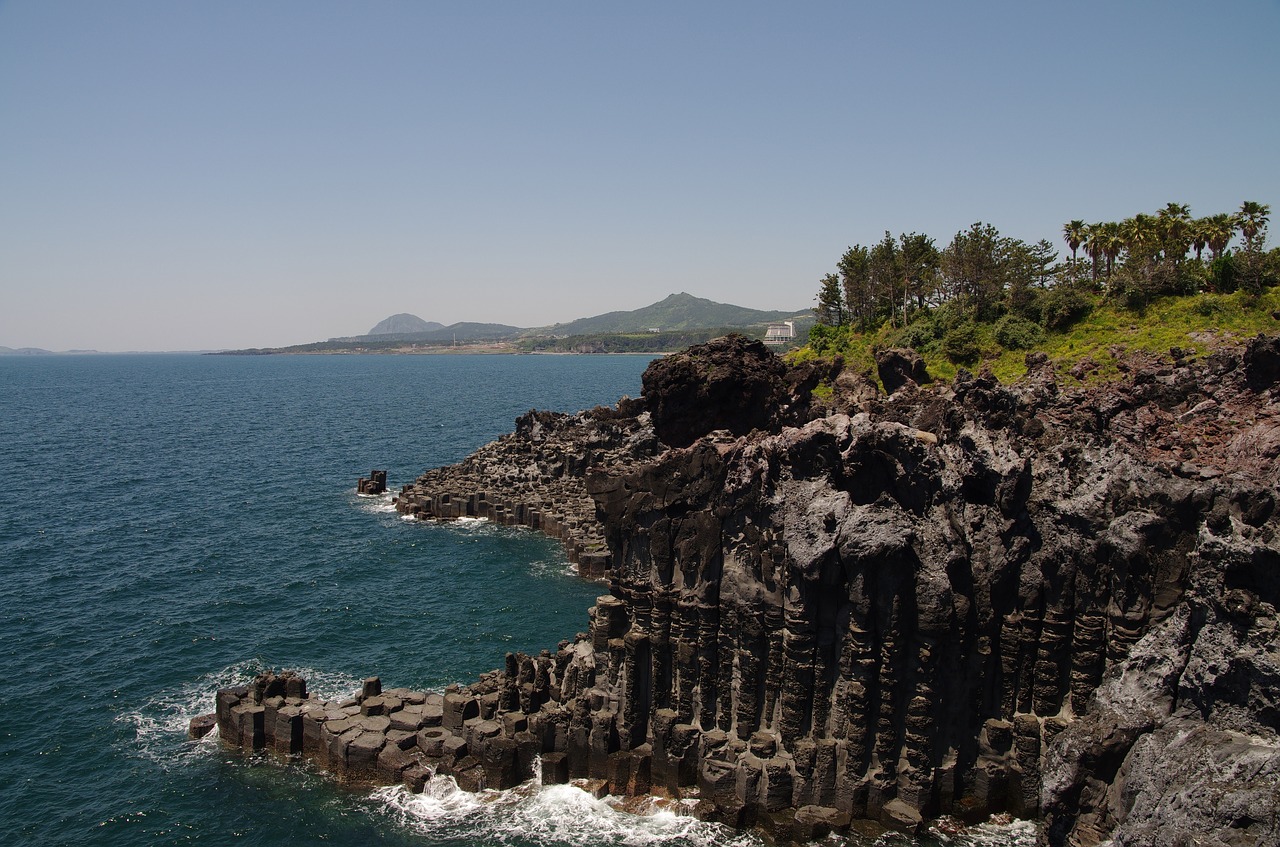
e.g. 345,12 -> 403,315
0,353 -> 1035,847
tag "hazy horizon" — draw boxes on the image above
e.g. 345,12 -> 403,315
2,1 -> 1277,352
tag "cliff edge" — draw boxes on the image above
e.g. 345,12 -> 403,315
216,334 -> 1280,845
589,334 -> 1280,844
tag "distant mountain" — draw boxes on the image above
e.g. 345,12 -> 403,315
0,345 -> 52,355
367,313 -> 445,335
217,293 -> 810,355
532,292 -> 809,337
336,322 -> 525,345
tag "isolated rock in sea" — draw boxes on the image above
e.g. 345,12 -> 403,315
357,469 -> 387,495
247,335 -> 1280,845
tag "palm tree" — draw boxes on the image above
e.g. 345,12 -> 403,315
1203,213 -> 1235,259
1082,222 -> 1106,284
1063,220 -> 1087,263
1234,201 -> 1273,294
1158,202 -> 1193,264
1120,213 -> 1160,281
1190,218 -> 1209,262
1099,221 -> 1124,279
1121,213 -> 1157,254
1062,220 -> 1087,285
1237,201 -> 1272,243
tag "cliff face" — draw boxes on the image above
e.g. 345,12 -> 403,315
218,335 -> 1279,845
578,335 -> 1280,842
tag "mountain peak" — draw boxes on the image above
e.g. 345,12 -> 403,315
540,294 -> 809,337
368,314 -> 445,335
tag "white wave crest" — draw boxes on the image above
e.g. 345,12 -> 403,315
354,490 -> 399,515
919,816 -> 1040,846
371,778 -> 760,847
117,660 -> 364,768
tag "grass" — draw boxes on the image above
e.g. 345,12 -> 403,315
790,289 -> 1280,388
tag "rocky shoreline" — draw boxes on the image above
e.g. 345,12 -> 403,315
207,334 -> 1280,845
390,400 -> 660,578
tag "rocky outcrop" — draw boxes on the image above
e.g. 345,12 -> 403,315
392,402 -> 659,577
213,670 -> 554,795
875,347 -> 930,393
599,336 -> 1280,844
241,335 -> 1279,845
640,334 -> 792,448
357,469 -> 387,495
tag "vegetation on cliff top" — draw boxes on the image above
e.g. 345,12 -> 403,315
794,201 -> 1279,384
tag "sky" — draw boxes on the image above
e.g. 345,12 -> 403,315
1,1 -> 1277,352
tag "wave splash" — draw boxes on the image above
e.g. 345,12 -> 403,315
117,660 -> 363,768
116,660 -> 1039,847
354,489 -> 398,515
372,774 -> 1040,847
372,775 -> 760,847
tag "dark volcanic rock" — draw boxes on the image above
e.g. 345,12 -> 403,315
357,469 -> 387,495
392,403 -> 660,577
875,347 -> 929,394
641,334 -> 789,447
1245,332 -> 1280,392
226,337 -> 1280,846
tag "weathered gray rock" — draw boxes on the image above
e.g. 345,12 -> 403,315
221,338 -> 1280,845
875,347 -> 929,394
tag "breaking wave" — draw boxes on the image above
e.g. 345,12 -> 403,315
117,660 -> 363,767
371,777 -> 760,847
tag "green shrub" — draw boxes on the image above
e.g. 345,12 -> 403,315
993,314 -> 1044,350
1210,253 -> 1238,293
942,322 -> 981,364
1194,294 -> 1226,317
807,323 -> 850,356
930,301 -> 967,333
895,313 -> 941,350
1037,288 -> 1092,330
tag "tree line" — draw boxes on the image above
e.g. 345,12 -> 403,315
813,201 -> 1275,347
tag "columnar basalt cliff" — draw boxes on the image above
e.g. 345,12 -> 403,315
590,337 -> 1280,843
215,335 -> 1280,845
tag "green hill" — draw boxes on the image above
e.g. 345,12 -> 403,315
367,313 -> 445,335
356,322 -> 523,344
532,292 -> 809,336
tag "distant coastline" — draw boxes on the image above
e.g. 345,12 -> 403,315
13,291 -> 811,359
209,344 -> 670,357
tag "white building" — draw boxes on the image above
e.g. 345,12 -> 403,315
763,320 -> 796,345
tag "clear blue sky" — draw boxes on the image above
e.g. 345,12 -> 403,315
2,1 -> 1277,351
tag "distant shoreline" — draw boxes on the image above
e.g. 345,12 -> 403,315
210,345 -> 675,356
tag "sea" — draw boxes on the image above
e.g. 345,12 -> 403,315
0,353 -> 1036,847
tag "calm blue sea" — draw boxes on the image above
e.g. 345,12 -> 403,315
0,353 -> 1033,847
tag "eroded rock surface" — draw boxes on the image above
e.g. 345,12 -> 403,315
225,335 -> 1280,845
392,401 -> 658,577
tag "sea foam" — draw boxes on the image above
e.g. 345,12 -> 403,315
119,660 -> 364,768
371,777 -> 760,847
